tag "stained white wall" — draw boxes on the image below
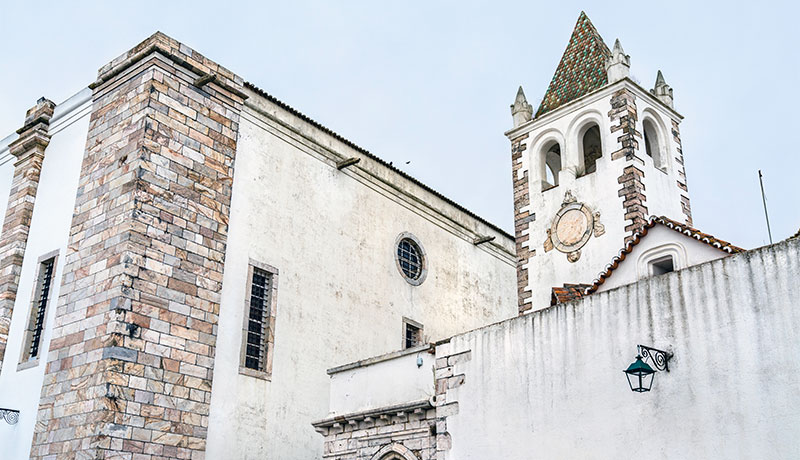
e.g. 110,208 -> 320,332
511,80 -> 687,310
327,346 -> 435,416
440,238 -> 800,459
595,224 -> 732,292
205,90 -> 517,460
0,88 -> 91,459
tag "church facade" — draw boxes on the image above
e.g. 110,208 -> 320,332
0,33 -> 516,459
0,11 -> 798,460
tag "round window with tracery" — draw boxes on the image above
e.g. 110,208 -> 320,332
395,234 -> 427,285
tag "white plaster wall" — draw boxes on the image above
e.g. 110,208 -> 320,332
205,94 -> 517,460
442,238 -> 800,459
0,89 -> 91,459
327,348 -> 434,416
0,135 -> 17,202
514,81 -> 687,310
596,225 -> 730,292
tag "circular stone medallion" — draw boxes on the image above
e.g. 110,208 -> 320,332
550,203 -> 594,253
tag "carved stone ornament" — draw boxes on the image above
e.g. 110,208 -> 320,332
593,211 -> 605,237
544,191 -> 604,262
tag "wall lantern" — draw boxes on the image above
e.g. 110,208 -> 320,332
623,345 -> 672,393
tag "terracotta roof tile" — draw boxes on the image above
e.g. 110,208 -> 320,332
242,81 -> 513,241
535,12 -> 611,118
585,216 -> 744,294
551,283 -> 592,306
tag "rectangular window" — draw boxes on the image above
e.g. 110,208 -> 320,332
20,252 -> 58,365
240,261 -> 278,379
650,256 -> 675,276
403,318 -> 423,349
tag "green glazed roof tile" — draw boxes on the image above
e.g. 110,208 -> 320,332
535,12 -> 611,118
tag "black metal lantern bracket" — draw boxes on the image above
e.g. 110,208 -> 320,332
638,345 -> 672,372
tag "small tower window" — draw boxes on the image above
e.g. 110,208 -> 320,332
581,124 -> 602,175
643,119 -> 665,171
544,143 -> 561,189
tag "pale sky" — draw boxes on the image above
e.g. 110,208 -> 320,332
1,0 -> 798,248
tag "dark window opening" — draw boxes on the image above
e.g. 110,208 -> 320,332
650,256 -> 675,276
404,321 -> 422,349
244,267 -> 272,371
581,124 -> 602,175
24,257 -> 56,361
544,143 -> 561,188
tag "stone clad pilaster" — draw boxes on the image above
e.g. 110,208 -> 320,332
608,88 -> 648,242
30,33 -> 245,459
0,98 -> 55,369
511,134 -> 533,315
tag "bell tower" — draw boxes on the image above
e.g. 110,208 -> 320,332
506,12 -> 692,313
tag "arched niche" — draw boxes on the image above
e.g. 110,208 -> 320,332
580,123 -> 602,175
642,114 -> 668,172
543,141 -> 562,189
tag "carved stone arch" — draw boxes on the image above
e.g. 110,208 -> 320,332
566,110 -> 605,176
641,108 -> 670,172
371,443 -> 418,460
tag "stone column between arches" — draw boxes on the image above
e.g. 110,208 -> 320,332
29,33 -> 245,459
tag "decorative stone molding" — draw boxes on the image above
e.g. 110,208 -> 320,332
0,97 -> 55,369
312,400 -> 437,459
511,133 -> 533,314
1,407 -> 20,425
542,191 -> 604,263
510,86 -> 533,128
29,32 -> 244,459
606,39 -> 630,84
650,70 -> 674,109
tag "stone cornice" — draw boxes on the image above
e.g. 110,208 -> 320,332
311,399 -> 432,431
7,128 -> 50,160
89,32 -> 248,101
505,77 -> 684,140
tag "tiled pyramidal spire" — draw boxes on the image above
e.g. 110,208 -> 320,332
535,11 -> 611,118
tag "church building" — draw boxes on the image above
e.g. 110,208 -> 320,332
311,12 -> 800,460
0,11 -> 798,460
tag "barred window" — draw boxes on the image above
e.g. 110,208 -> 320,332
21,254 -> 57,364
395,234 -> 427,285
240,261 -> 278,379
403,319 -> 423,350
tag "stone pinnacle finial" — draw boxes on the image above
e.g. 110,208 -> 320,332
510,86 -> 533,128
650,70 -> 674,108
606,39 -> 631,84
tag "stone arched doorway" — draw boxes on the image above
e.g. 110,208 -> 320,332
371,443 -> 417,460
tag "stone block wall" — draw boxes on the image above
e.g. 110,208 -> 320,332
511,134 -> 533,314
672,120 -> 692,225
29,32 -> 245,459
0,98 -> 56,368
608,88 -> 648,243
